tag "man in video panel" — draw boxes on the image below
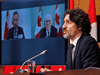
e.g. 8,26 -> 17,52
40,14 -> 58,38
7,11 -> 25,40
63,8 -> 100,70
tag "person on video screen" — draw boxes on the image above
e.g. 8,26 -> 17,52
40,14 -> 58,38
63,8 -> 100,70
7,11 -> 25,40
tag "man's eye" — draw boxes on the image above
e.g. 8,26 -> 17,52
13,19 -> 18,21
67,21 -> 72,24
66,20 -> 69,23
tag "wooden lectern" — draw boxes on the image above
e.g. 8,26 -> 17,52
0,69 -> 100,75
46,69 -> 100,75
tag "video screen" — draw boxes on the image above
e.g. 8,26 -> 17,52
1,0 -> 68,65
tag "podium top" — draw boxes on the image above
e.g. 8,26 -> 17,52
46,69 -> 100,75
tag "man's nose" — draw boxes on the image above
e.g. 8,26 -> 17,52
62,23 -> 66,29
15,21 -> 17,23
46,23 -> 50,26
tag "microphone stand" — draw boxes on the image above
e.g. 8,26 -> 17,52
16,50 -> 47,73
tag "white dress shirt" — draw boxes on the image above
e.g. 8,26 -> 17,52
46,29 -> 51,37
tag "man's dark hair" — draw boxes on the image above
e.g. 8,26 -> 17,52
64,8 -> 91,35
13,11 -> 19,18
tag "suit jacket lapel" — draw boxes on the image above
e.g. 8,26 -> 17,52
73,35 -> 84,63
12,27 -> 14,38
50,26 -> 53,37
44,27 -> 46,37
18,26 -> 19,34
72,41 -> 80,69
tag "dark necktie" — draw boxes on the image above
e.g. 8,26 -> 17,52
69,44 -> 74,51
48,31 -> 50,37
69,44 -> 74,61
14,30 -> 18,39
70,44 -> 75,69
67,44 -> 74,69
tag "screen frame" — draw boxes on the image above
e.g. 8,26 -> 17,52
0,0 -> 69,65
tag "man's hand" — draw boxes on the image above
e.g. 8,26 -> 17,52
40,68 -> 51,72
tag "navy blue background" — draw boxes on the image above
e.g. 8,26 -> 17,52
2,37 -> 65,65
1,0 -> 65,10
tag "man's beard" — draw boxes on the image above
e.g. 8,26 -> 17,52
63,34 -> 71,39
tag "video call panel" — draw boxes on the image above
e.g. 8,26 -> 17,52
2,4 -> 65,40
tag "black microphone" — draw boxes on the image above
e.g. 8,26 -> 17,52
16,50 -> 47,73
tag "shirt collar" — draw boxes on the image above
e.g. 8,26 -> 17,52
70,35 -> 81,47
14,27 -> 18,31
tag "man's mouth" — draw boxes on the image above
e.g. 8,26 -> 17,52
64,30 -> 68,34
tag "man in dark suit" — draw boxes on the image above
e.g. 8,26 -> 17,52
40,14 -> 58,38
62,8 -> 100,70
7,11 -> 25,40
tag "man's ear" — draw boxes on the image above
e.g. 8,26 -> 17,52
79,27 -> 82,30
